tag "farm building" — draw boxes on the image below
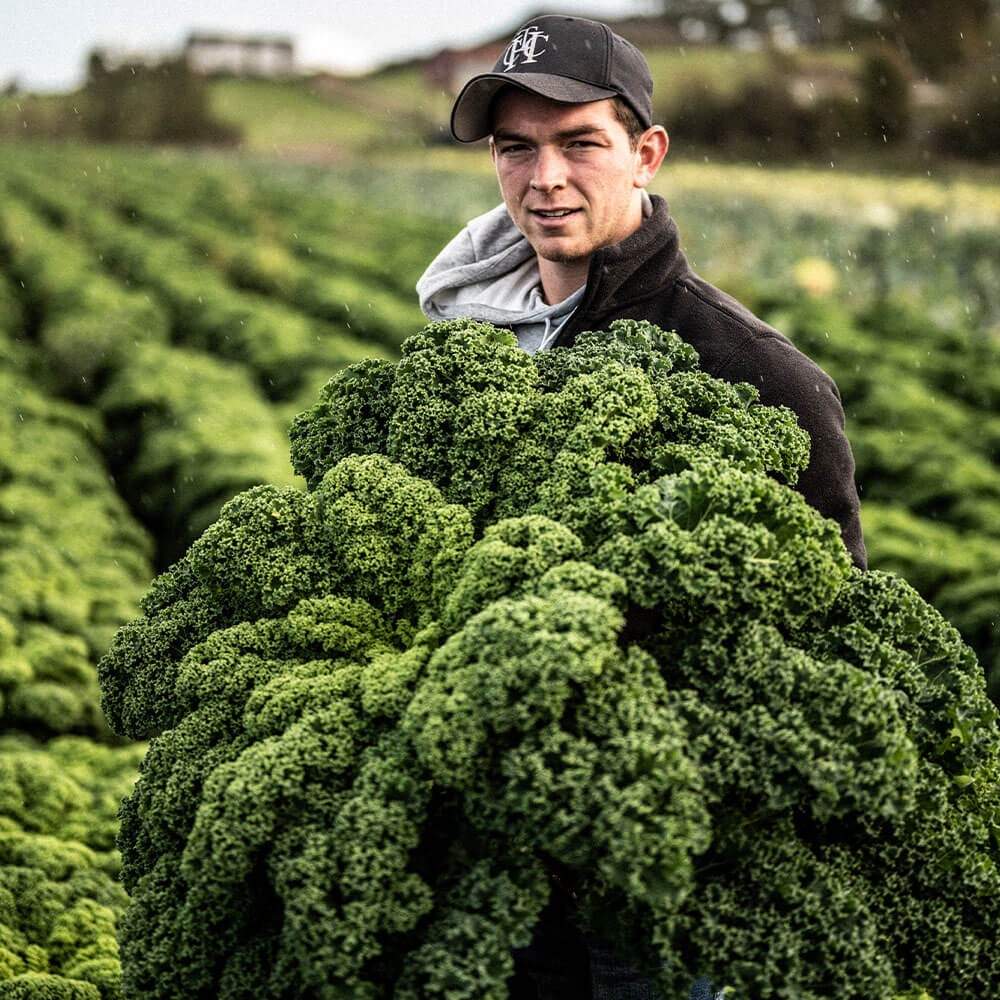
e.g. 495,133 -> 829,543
184,33 -> 296,77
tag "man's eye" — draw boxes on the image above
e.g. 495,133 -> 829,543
498,143 -> 529,154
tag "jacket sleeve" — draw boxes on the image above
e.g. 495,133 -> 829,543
718,336 -> 867,570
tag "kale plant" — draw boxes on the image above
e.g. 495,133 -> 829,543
100,320 -> 1000,999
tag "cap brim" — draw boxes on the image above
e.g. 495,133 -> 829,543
450,73 -> 618,142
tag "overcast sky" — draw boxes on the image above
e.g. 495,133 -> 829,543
2,0 -> 659,92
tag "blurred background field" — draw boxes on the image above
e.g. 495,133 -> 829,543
0,1 -> 999,994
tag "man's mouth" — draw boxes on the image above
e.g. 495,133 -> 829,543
532,208 -> 578,219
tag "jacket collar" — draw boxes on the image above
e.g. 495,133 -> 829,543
572,194 -> 686,322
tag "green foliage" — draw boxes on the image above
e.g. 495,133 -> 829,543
22,189 -> 375,404
1,146 -> 428,377
0,186 -> 313,574
290,318 -> 808,528
0,976 -> 101,1000
0,193 -> 171,400
102,320 -> 1000,999
0,290 -> 145,994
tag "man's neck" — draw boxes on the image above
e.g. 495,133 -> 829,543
538,257 -> 591,306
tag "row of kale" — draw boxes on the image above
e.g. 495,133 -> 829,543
0,273 -> 148,740
0,320 -> 141,986
0,189 -> 305,994
1,144 -> 437,364
0,196 -> 301,571
0,273 -> 144,993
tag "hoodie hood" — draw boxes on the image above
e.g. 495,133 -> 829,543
416,203 -> 584,353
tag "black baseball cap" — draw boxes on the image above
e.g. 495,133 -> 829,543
450,14 -> 654,143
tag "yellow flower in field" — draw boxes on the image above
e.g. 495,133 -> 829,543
862,200 -> 899,230
793,257 -> 839,298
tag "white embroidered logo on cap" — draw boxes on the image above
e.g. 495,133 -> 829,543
502,26 -> 548,70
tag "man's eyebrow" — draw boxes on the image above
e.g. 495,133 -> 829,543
493,123 -> 611,142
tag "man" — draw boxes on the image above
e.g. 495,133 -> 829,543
417,14 -> 865,998
417,13 -> 866,571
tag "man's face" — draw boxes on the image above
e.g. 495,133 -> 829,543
489,90 -> 662,270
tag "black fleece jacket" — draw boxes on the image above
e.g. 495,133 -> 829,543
553,194 -> 866,570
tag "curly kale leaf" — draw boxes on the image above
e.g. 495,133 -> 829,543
99,456 -> 472,740
289,319 -> 810,535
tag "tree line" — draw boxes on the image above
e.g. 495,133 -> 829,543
656,0 -> 997,77
649,0 -> 999,160
79,50 -> 240,145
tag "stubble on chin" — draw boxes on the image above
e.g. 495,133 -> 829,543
536,249 -> 579,265
531,238 -> 589,266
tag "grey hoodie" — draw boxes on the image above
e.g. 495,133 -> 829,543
416,203 -> 585,354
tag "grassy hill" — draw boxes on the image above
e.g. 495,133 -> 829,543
205,66 -> 455,158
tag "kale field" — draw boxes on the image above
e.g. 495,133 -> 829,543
1,138 -> 999,996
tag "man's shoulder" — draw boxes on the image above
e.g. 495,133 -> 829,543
661,273 -> 844,426
597,204 -> 801,378
671,274 -> 807,372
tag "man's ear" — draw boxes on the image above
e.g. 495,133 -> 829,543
634,126 -> 669,188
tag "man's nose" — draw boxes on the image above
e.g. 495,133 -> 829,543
530,147 -> 566,191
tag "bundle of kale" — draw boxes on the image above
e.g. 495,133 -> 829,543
100,320 -> 1000,999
